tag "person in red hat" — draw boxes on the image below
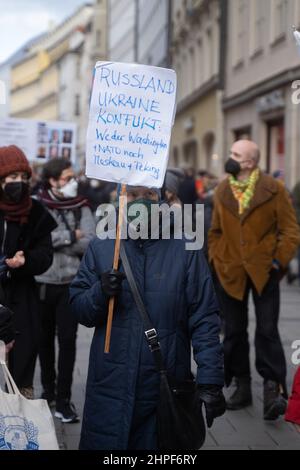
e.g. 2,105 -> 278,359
0,145 -> 57,399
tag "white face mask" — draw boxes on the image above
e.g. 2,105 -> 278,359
58,179 -> 78,199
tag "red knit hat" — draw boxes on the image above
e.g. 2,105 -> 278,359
0,145 -> 32,179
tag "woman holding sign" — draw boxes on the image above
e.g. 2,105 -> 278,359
70,185 -> 225,450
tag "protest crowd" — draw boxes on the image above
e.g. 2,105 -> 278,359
0,137 -> 300,450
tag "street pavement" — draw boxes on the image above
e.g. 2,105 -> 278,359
34,280 -> 300,450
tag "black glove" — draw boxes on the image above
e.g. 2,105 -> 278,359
100,269 -> 126,298
0,304 -> 15,345
197,385 -> 226,428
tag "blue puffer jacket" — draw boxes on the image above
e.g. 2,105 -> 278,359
69,236 -> 224,450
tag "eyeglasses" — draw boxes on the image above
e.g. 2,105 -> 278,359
59,176 -> 76,184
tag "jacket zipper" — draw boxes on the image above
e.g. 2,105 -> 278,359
1,220 -> 7,255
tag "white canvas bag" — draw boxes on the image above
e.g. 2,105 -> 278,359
0,341 -> 59,450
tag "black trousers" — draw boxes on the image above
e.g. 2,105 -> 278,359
214,270 -> 287,392
37,283 -> 78,402
8,330 -> 38,390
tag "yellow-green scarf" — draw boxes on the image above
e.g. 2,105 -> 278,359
229,168 -> 260,215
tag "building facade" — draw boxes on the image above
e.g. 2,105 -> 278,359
0,34 -> 46,119
108,0 -> 171,66
108,0 -> 136,62
137,0 -> 171,67
9,2 -> 107,167
57,0 -> 108,165
224,0 -> 300,188
169,0 -> 226,176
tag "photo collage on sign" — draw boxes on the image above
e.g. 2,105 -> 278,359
37,123 -> 73,161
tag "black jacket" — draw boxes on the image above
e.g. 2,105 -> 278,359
0,304 -> 14,344
0,198 -> 57,387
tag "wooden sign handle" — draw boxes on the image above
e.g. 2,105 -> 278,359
104,184 -> 127,354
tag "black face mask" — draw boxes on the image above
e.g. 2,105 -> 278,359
4,182 -> 29,203
224,158 -> 241,177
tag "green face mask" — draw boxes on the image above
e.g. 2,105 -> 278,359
127,198 -> 156,226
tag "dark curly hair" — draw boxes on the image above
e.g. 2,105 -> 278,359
42,158 -> 72,188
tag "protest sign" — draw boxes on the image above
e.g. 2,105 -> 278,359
0,118 -> 77,164
86,61 -> 177,189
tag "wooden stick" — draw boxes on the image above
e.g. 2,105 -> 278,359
104,184 -> 127,354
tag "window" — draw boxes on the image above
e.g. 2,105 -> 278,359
189,47 -> 195,92
182,54 -> 188,98
196,39 -> 203,87
271,0 -> 288,43
183,140 -> 198,169
0,80 -> 5,105
233,0 -> 246,67
276,0 -> 287,37
173,147 -> 179,167
76,57 -> 81,79
176,62 -> 182,101
204,29 -> 213,81
295,0 -> 300,28
250,0 -> 265,56
75,94 -> 80,116
96,30 -> 101,46
203,132 -> 216,172
267,119 -> 285,174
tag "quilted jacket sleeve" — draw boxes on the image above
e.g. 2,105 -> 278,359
185,249 -> 224,386
69,240 -> 109,328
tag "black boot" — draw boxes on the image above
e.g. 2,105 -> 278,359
263,380 -> 287,420
226,377 -> 252,410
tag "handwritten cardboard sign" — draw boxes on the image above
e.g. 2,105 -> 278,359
86,62 -> 177,188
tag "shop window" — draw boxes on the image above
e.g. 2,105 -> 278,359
202,132 -> 216,172
183,140 -> 198,169
173,147 -> 179,167
267,119 -> 285,175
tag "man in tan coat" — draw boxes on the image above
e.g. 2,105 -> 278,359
209,139 -> 300,420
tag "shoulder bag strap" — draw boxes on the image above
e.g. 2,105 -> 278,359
120,242 -> 165,373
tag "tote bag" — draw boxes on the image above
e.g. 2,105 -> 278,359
0,341 -> 59,450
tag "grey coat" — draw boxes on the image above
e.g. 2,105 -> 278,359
36,206 -> 96,285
